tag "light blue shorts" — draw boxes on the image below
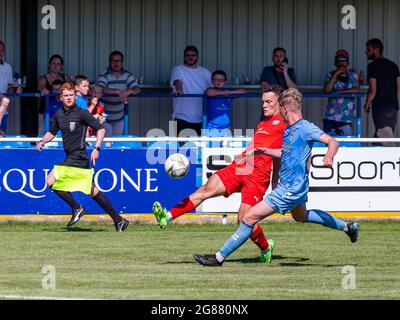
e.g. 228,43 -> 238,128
264,187 -> 308,215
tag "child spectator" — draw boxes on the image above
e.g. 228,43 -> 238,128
74,74 -> 91,109
87,84 -> 107,136
205,70 -> 247,137
86,84 -> 110,147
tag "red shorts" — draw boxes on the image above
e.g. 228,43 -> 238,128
216,163 -> 270,206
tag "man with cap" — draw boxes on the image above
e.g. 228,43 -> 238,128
323,49 -> 359,136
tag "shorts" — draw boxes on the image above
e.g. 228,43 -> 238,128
323,119 -> 353,137
52,165 -> 94,195
264,187 -> 308,215
216,163 -> 269,206
372,108 -> 398,133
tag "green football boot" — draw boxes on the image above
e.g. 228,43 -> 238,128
152,201 -> 169,229
259,239 -> 275,263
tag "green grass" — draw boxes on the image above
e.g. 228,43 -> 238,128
0,220 -> 399,300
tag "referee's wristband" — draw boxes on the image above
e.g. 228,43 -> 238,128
94,146 -> 101,151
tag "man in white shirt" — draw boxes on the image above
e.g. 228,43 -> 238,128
170,46 -> 212,136
0,40 -> 22,137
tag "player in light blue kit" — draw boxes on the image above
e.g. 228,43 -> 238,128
194,88 -> 359,266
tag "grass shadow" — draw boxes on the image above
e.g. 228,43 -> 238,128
60,227 -> 108,233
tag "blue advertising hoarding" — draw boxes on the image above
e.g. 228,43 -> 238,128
0,149 -> 197,214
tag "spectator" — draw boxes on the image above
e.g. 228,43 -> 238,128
260,47 -> 297,120
170,45 -> 212,136
260,47 -> 297,92
0,96 -> 10,137
364,38 -> 400,147
323,49 -> 359,136
0,40 -> 22,136
74,74 -> 91,109
205,69 -> 247,137
98,51 -> 141,136
87,83 -> 107,139
47,79 -> 64,126
37,54 -> 72,133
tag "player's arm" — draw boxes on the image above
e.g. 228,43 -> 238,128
271,158 -> 281,189
319,133 -> 339,167
254,147 -> 282,158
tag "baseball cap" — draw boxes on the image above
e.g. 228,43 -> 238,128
335,49 -> 350,63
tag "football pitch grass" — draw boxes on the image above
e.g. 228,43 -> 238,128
0,220 -> 399,300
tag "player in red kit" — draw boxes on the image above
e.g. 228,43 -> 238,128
153,85 -> 287,263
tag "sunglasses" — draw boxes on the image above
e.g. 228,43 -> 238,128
185,53 -> 197,57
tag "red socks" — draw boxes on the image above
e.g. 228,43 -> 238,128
250,224 -> 269,251
171,197 -> 196,220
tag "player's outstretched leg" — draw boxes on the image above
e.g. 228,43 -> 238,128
152,201 -> 170,229
194,201 -> 276,267
238,204 -> 274,263
291,205 -> 359,243
153,174 -> 226,229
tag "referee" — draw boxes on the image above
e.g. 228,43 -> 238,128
37,83 -> 129,231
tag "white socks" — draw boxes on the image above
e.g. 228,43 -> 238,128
215,252 -> 225,263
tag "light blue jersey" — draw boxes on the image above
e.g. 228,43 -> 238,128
265,119 -> 324,214
75,95 -> 88,109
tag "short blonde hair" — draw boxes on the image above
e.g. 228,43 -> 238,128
279,88 -> 303,111
91,83 -> 104,91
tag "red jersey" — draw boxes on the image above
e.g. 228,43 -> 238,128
234,114 -> 287,181
87,99 -> 106,136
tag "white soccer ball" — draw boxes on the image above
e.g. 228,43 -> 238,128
165,153 -> 190,179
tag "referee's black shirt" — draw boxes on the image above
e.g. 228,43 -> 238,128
49,105 -> 104,167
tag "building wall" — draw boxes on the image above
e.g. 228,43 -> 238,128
5,0 -> 400,136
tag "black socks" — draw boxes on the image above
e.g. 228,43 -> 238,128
93,192 -> 123,224
52,190 -> 80,211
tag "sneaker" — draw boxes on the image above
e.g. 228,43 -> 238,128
0,129 -> 5,138
152,201 -> 169,229
115,218 -> 130,232
193,254 -> 223,267
345,222 -> 359,243
259,239 -> 275,263
67,206 -> 86,227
